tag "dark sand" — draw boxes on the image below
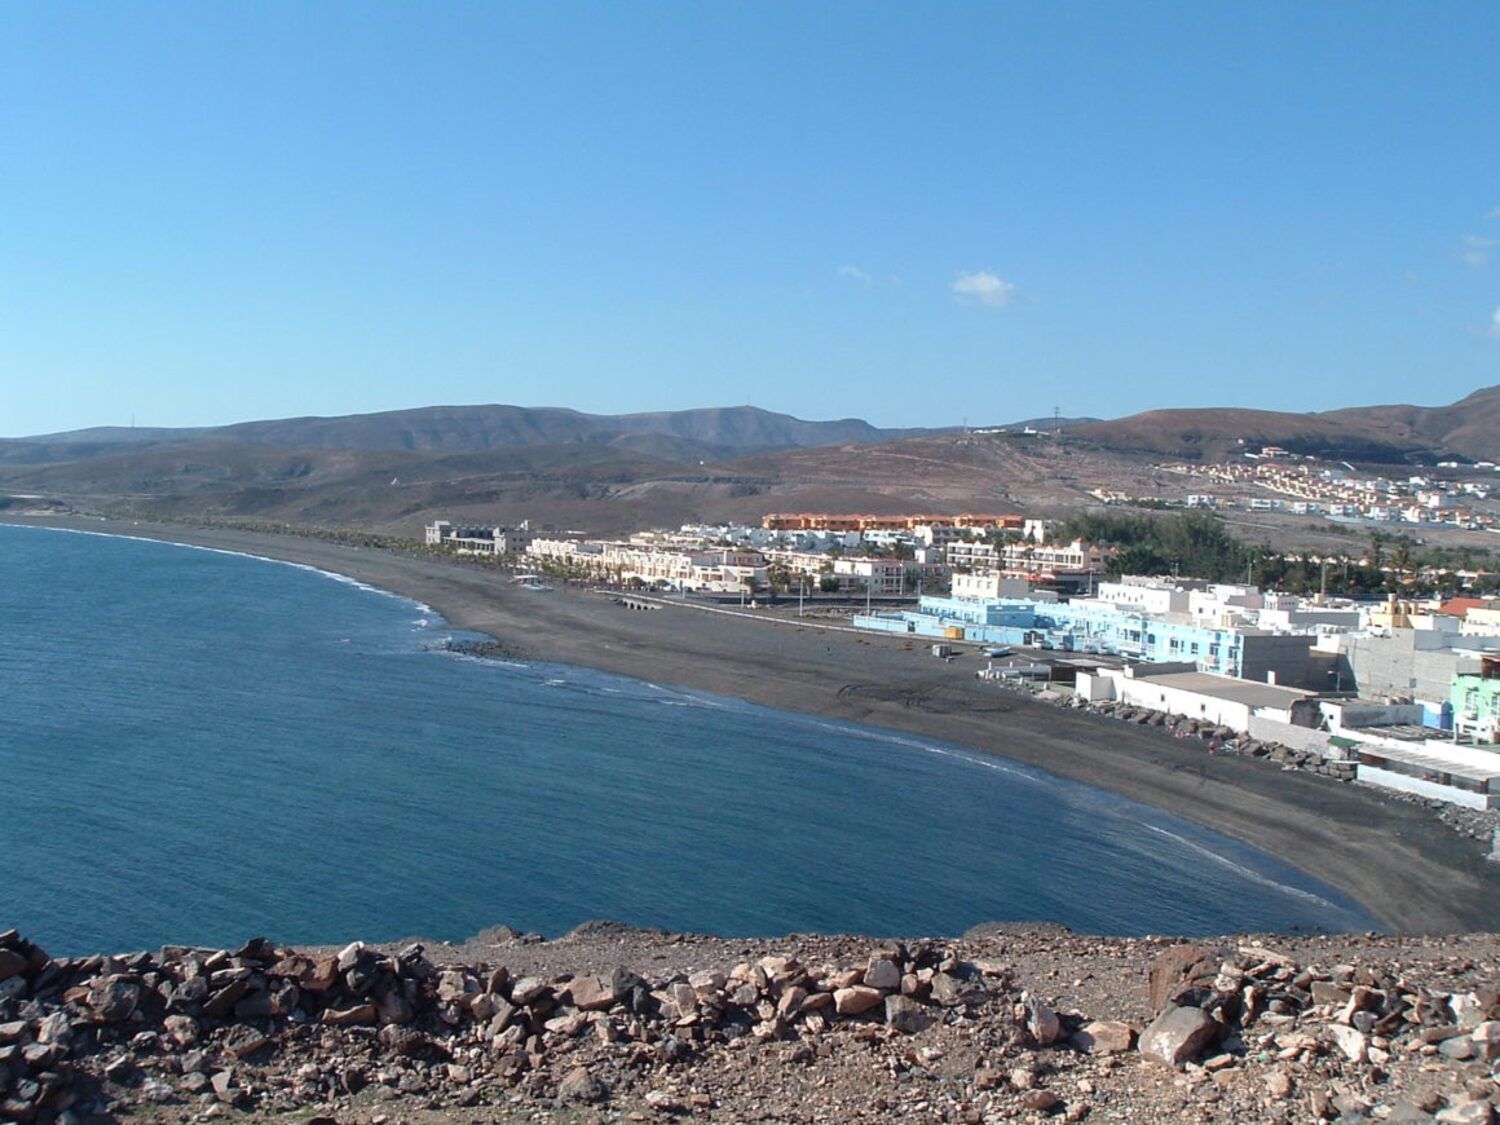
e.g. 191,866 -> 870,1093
10,513 -> 1500,934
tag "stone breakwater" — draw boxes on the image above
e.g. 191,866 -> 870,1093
3,928 -> 1500,1123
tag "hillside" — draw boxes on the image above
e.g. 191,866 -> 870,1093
3,386 -> 1496,538
0,404 -> 950,465
1073,385 -> 1500,463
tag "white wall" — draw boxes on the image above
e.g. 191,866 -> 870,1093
1356,766 -> 1496,810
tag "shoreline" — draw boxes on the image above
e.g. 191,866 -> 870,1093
8,512 -> 1500,935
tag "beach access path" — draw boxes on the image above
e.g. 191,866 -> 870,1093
10,513 -> 1500,935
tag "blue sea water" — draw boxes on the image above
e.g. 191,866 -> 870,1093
0,523 -> 1378,954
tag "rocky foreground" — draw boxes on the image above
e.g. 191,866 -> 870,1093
3,926 -> 1500,1124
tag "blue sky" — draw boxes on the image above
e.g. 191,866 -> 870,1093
3,2 -> 1498,435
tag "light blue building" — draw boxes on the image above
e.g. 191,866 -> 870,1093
855,594 -> 1323,686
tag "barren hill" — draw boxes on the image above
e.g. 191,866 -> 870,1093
1073,386 -> 1500,463
1,404 -> 951,466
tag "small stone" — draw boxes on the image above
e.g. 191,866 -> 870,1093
1470,1020 -> 1500,1061
436,970 -> 477,1002
1265,1071 -> 1293,1099
163,1014 -> 199,1046
223,1024 -> 269,1058
1328,1023 -> 1367,1064
1434,1098 -> 1494,1124
777,985 -> 807,1018
1440,1036 -> 1477,1062
1070,1020 -> 1134,1055
1026,995 -> 1061,1046
510,976 -> 548,1005
210,1069 -> 238,1104
1021,1089 -> 1061,1112
1383,1101 -> 1436,1124
885,994 -> 934,1034
322,1003 -> 378,1026
864,958 -> 901,991
558,1065 -> 607,1103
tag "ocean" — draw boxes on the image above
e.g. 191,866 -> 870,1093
0,523 -> 1378,954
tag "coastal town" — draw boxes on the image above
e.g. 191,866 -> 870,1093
426,507 -> 1500,823
1154,450 -> 1500,534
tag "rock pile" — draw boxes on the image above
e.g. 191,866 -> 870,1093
1132,941 -> 1500,1122
3,927 -> 1498,1123
0,931 -> 1019,1121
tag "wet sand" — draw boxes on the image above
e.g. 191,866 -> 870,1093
10,513 -> 1500,934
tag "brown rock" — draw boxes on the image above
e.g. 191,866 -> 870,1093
833,986 -> 884,1016
87,976 -> 142,1022
222,1024 -> 269,1059
300,956 -> 341,993
1070,1020 -> 1135,1054
1139,1005 -> 1219,1068
864,958 -> 901,991
777,985 -> 808,1017
566,974 -> 617,1012
1021,1089 -> 1062,1112
558,1066 -> 608,1103
1148,944 -> 1224,1014
885,994 -> 933,1034
210,1069 -> 239,1105
322,1003 -> 378,1026
1026,996 -> 1062,1046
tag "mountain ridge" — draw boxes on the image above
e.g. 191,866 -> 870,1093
4,404 -> 952,464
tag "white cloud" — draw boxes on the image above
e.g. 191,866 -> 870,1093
1490,306 -> 1500,338
950,270 -> 1018,308
837,264 -> 873,285
1488,205 -> 1500,220
1462,234 -> 1495,269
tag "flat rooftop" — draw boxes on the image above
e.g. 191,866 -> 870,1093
1356,742 -> 1500,787
1124,670 -> 1314,709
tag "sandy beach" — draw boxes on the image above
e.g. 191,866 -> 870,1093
9,512 -> 1500,935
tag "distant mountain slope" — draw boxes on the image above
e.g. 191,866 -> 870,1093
5,405 -> 949,463
1320,385 -> 1500,462
1072,386 -> 1500,463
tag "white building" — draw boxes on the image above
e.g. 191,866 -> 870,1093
425,521 -> 533,555
1076,664 -> 1318,733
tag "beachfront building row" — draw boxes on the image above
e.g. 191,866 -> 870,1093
525,538 -> 768,593
855,577 -> 1338,686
